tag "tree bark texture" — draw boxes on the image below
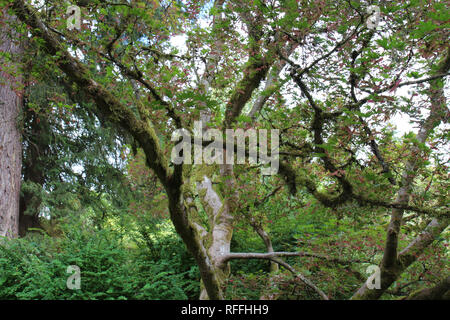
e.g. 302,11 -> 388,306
0,11 -> 23,238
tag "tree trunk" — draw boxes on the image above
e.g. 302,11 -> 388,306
19,108 -> 48,236
0,11 -> 23,238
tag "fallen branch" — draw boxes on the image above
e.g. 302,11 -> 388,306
220,251 -> 360,265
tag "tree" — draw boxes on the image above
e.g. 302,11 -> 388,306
18,56 -> 138,235
0,8 -> 23,238
4,0 -> 448,299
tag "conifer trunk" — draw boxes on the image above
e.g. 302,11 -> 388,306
0,11 -> 23,238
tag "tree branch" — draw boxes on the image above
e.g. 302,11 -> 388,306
405,276 -> 450,300
220,251 -> 360,265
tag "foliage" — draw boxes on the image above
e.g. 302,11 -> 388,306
0,219 -> 199,300
0,0 -> 448,300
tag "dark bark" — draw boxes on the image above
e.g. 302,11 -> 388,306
19,108 -> 48,236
